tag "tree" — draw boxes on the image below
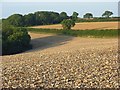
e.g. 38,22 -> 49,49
49,12 -> 61,24
71,12 -> 79,21
35,11 -> 50,25
61,19 -> 75,30
83,13 -> 93,18
60,12 -> 68,20
35,11 -> 62,25
7,14 -> 24,27
24,13 -> 36,26
102,11 -> 113,18
6,11 -> 69,27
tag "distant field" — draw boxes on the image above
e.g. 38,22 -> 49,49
31,22 -> 119,30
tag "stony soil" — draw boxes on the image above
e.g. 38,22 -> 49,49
1,33 -> 119,88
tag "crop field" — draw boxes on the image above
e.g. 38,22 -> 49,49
31,22 -> 119,30
2,1 -> 120,89
2,32 -> 119,88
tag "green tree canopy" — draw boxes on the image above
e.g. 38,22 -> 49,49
35,11 -> 62,25
60,12 -> 68,20
72,12 -> 79,21
24,13 -> 36,26
5,11 -> 68,27
7,14 -> 24,27
61,19 -> 75,30
83,13 -> 93,18
50,12 -> 61,24
102,11 -> 113,18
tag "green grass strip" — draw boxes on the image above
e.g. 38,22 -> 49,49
27,28 -> 118,38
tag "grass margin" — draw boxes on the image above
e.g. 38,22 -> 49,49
26,28 -> 118,38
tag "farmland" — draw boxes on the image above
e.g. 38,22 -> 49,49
1,9 -> 119,89
2,32 -> 118,88
31,22 -> 118,30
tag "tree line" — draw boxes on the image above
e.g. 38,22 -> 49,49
3,11 -> 69,27
3,10 -> 114,27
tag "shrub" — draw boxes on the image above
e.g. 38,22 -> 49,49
2,23 -> 32,55
61,19 -> 75,30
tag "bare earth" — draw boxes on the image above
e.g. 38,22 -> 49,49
2,32 -> 119,88
31,22 -> 118,30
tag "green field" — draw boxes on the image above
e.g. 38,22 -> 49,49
27,28 -> 118,38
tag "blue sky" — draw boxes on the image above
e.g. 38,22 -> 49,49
1,0 -> 119,2
2,2 -> 118,18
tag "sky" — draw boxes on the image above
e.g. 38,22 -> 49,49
1,0 -> 119,2
1,1 -> 119,18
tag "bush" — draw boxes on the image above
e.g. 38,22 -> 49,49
61,19 -> 75,30
2,24 -> 32,55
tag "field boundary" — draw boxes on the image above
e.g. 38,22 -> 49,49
27,28 -> 118,38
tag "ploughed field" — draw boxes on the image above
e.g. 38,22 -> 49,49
31,22 -> 118,30
2,32 -> 119,88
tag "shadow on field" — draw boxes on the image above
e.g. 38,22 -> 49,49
27,35 -> 74,52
